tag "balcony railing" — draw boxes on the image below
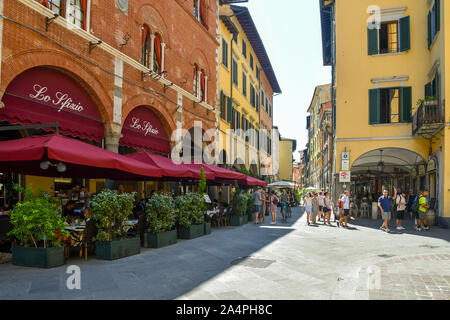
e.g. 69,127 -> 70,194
412,99 -> 445,139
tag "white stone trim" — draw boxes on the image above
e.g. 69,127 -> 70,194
336,136 -> 416,142
161,42 -> 166,76
379,6 -> 407,23
113,57 -> 123,125
371,76 -> 409,85
16,0 -> 217,114
150,34 -> 155,72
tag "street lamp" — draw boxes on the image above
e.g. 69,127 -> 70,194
377,149 -> 385,173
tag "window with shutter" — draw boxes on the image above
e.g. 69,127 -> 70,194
256,93 -> 259,111
368,27 -> 378,55
222,39 -> 228,68
400,87 -> 412,123
232,59 -> 238,86
399,16 -> 410,52
227,97 -> 232,123
242,73 -> 247,97
220,91 -> 226,120
369,88 -> 380,124
242,40 -> 247,58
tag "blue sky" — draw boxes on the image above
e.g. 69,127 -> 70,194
243,0 -> 331,161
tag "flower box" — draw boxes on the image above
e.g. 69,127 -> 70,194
96,237 -> 140,260
230,215 -> 247,226
12,245 -> 65,268
144,229 -> 177,248
177,223 -> 204,240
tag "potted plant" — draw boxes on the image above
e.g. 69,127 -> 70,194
245,192 -> 255,222
92,190 -> 140,260
230,191 -> 248,226
8,185 -> 68,268
197,167 -> 211,235
144,193 -> 177,248
175,192 -> 206,239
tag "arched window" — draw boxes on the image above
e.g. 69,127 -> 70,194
153,34 -> 162,74
193,0 -> 208,29
193,64 -> 199,97
142,25 -> 151,68
200,70 -> 206,102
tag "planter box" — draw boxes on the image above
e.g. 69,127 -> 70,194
204,221 -> 211,235
12,245 -> 65,268
248,212 -> 256,222
96,237 -> 140,260
178,223 -> 204,240
230,215 -> 247,226
144,230 -> 177,248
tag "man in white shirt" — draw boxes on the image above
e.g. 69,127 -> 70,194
395,191 -> 407,231
339,191 -> 350,228
318,190 -> 325,222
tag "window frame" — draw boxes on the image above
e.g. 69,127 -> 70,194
222,38 -> 229,69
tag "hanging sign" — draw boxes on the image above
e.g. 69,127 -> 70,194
427,159 -> 436,172
342,159 -> 350,171
342,152 -> 350,160
339,171 -> 351,183
418,165 -> 425,175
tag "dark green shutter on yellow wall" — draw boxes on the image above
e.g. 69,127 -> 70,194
369,88 -> 380,124
425,82 -> 432,98
399,16 -> 410,52
400,87 -> 412,123
368,27 -> 378,55
428,12 -> 432,48
227,97 -> 232,123
220,91 -> 225,120
436,0 -> 440,32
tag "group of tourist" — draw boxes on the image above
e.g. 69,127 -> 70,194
302,188 -> 432,233
253,188 -> 295,225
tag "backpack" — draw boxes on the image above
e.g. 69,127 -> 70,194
411,196 -> 421,213
272,196 -> 279,205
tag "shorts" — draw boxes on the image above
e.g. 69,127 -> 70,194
344,209 -> 350,216
254,205 -> 261,213
323,207 -> 329,213
319,206 -> 323,211
381,211 -> 391,220
304,205 -> 312,212
418,210 -> 426,221
397,210 -> 405,220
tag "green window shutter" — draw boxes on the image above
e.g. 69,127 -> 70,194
227,96 -> 232,123
436,0 -> 440,32
401,86 -> 412,123
256,93 -> 259,111
428,12 -> 432,48
369,88 -> 380,124
425,82 -> 432,99
231,108 -> 235,129
236,111 -> 240,130
399,16 -> 410,52
367,27 -> 378,55
220,91 -> 225,119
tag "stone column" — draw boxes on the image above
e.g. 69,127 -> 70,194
150,34 -> 155,72
161,42 -> 166,76
104,128 -> 122,190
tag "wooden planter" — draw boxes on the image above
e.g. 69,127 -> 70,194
96,237 -> 140,260
204,221 -> 211,235
144,229 -> 177,248
230,215 -> 247,226
177,223 -> 204,240
12,245 -> 65,268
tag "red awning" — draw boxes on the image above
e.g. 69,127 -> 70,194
125,151 -> 215,180
0,134 -> 162,180
244,176 -> 268,186
120,106 -> 170,155
0,67 -> 104,142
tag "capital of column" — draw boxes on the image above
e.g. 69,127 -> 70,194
104,129 -> 123,153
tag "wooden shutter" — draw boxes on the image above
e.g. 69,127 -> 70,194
236,111 -> 240,130
436,0 -> 440,32
231,108 -> 235,129
369,89 -> 380,124
401,87 -> 412,123
428,12 -> 432,48
256,93 -> 259,111
425,82 -> 432,98
222,40 -> 228,67
227,96 -> 232,123
368,27 -> 378,55
399,16 -> 410,52
220,91 -> 225,119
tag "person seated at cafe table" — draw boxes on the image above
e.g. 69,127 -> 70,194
62,200 -> 85,221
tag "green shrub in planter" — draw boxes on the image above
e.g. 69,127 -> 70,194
231,192 -> 247,217
175,192 -> 206,239
245,193 -> 254,215
145,193 -> 177,248
92,190 -> 140,260
8,185 -> 68,268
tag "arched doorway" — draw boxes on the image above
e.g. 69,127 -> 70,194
350,148 -> 427,205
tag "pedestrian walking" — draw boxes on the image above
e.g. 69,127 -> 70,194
311,193 -> 319,224
407,190 -> 416,219
336,194 -> 344,227
259,190 -> 266,224
323,191 -> 332,225
416,190 -> 430,231
378,188 -> 398,233
318,190 -> 325,221
280,189 -> 289,223
253,187 -> 263,224
395,191 -> 407,230
339,191 -> 351,228
304,192 -> 313,225
287,190 -> 293,218
270,191 -> 279,224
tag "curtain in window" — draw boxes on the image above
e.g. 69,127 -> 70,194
200,71 -> 206,102
80,0 -> 88,30
41,0 -> 49,8
142,25 -> 149,47
193,64 -> 198,96
199,0 -> 208,29
154,35 -> 162,72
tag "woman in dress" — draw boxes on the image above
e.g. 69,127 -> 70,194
311,193 -> 320,224
270,190 -> 279,225
303,192 -> 313,225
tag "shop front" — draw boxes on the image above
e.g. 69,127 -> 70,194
0,66 -> 105,206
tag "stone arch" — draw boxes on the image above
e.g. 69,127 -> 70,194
121,93 -> 177,137
189,47 -> 212,77
0,49 -> 113,125
137,3 -> 170,48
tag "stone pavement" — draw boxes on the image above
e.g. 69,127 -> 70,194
0,207 -> 449,300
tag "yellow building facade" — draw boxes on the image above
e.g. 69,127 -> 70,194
218,4 -> 281,179
320,0 -> 449,225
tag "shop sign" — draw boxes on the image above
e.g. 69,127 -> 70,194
29,85 -> 84,113
339,171 -> 351,183
129,117 -> 160,136
341,159 -> 349,171
427,159 -> 436,172
418,165 -> 425,175
342,152 -> 350,160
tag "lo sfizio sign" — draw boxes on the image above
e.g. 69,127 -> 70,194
29,84 -> 84,113
339,171 -> 351,183
129,117 -> 159,136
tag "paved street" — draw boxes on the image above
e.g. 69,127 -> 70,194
1,207 -> 449,300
